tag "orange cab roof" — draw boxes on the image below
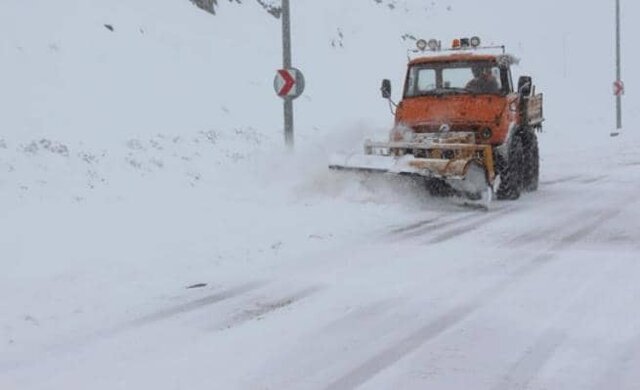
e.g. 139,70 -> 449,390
409,53 -> 498,66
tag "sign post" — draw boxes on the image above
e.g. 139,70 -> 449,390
612,0 -> 623,137
277,0 -> 306,148
273,66 -> 305,147
282,0 -> 293,147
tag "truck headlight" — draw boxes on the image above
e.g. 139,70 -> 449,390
390,125 -> 415,142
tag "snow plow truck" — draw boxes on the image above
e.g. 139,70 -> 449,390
330,37 -> 544,202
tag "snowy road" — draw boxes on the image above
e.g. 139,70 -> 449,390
2,136 -> 640,390
3,0 -> 640,388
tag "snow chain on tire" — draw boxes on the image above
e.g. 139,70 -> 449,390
496,131 -> 525,200
522,130 -> 540,192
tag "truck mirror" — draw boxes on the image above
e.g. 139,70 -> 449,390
518,76 -> 532,97
381,79 -> 392,99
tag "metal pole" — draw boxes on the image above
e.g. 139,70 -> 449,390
282,0 -> 294,147
615,0 -> 622,131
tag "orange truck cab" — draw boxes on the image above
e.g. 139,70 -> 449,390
391,52 -> 543,146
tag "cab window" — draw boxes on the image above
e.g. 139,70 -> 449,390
405,61 -> 506,97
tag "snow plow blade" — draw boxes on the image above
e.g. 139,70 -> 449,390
329,134 -> 496,200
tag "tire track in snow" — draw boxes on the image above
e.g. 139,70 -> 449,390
388,215 -> 447,235
540,174 -> 608,187
323,300 -> 479,390
553,209 -> 622,248
539,174 -> 583,186
505,176 -> 635,248
578,175 -> 607,185
211,286 -> 322,331
593,335 -> 640,390
425,206 -> 514,244
321,299 -> 401,332
127,280 -> 268,328
505,208 -> 608,248
244,298 -> 405,389
387,173 -> 598,245
388,204 -> 515,243
490,330 -> 567,390
323,207 -> 624,390
0,281 -> 269,375
491,248 -> 636,390
387,212 -> 476,238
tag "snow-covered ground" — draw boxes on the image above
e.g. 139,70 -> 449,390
1,0 -> 640,389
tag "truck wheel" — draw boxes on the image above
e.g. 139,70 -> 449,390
496,133 -> 525,200
522,131 -> 539,192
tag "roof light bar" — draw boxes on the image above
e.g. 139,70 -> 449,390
407,37 -> 502,60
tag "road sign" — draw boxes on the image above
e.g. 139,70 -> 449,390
613,80 -> 625,97
274,68 -> 305,99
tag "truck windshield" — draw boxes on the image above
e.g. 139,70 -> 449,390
405,62 -> 503,97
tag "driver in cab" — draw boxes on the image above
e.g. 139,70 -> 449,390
466,66 -> 499,94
